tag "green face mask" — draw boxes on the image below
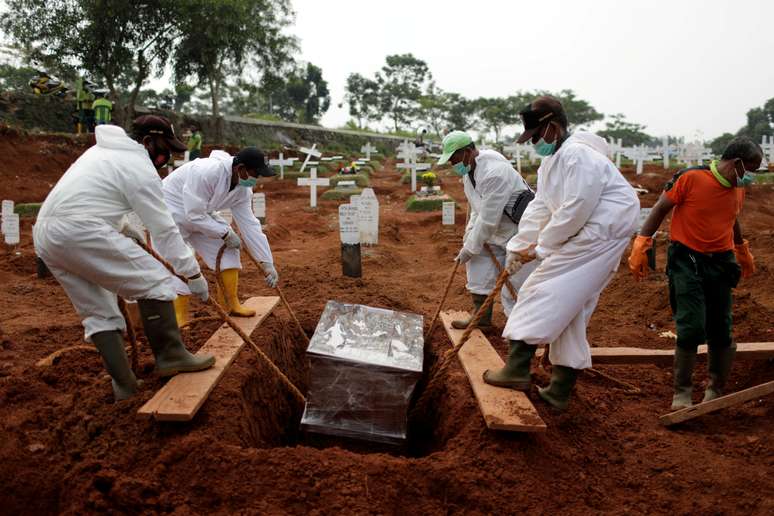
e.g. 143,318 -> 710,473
533,123 -> 557,157
452,150 -> 471,176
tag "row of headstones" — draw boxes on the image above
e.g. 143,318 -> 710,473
1,200 -> 20,245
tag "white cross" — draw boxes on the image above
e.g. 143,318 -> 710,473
661,137 -> 672,169
298,144 -> 322,173
624,145 -> 657,175
679,142 -> 713,167
607,137 -> 624,168
760,135 -> 773,170
269,152 -> 293,179
503,143 -> 528,173
396,159 -> 431,192
360,142 -> 378,161
297,167 -> 329,208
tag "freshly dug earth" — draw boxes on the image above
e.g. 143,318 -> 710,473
1,130 -> 773,514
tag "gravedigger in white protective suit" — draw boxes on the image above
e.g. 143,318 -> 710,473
482,96 -> 639,410
436,131 -> 539,329
33,115 -> 215,401
162,147 -> 277,327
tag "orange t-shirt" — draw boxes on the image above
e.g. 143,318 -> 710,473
664,166 -> 744,253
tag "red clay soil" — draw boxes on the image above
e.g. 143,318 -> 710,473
1,130 -> 773,515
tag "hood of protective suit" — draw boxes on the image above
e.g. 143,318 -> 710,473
208,149 -> 234,170
566,131 -> 610,158
476,149 -> 512,167
95,124 -> 147,153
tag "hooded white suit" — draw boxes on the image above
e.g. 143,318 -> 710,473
503,132 -> 639,369
33,125 -> 200,341
462,149 -> 539,315
161,150 -> 273,294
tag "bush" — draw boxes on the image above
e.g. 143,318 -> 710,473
329,173 -> 370,188
321,187 -> 363,201
14,203 -> 42,217
405,194 -> 454,212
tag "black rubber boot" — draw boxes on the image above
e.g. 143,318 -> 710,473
671,347 -> 696,410
92,330 -> 139,401
482,340 -> 536,390
538,365 -> 579,411
137,299 -> 215,377
703,344 -> 736,402
452,294 -> 493,329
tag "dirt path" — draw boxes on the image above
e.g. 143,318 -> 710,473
1,134 -> 772,514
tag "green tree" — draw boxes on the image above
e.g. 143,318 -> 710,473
596,113 -> 653,146
173,0 -> 296,127
285,62 -> 330,124
551,89 -> 604,128
443,92 -> 478,132
709,132 -> 735,155
416,82 -> 447,136
342,73 -> 380,129
475,96 -> 521,142
736,99 -> 773,143
376,53 -> 431,131
0,63 -> 38,92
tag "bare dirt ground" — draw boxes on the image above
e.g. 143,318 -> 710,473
1,128 -> 773,514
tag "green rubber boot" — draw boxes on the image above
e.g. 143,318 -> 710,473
482,340 -> 536,390
451,294 -> 493,330
702,344 -> 736,402
538,365 -> 579,411
92,330 -> 139,401
137,299 -> 215,377
671,347 -> 696,410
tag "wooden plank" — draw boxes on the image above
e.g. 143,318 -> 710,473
659,380 -> 774,426
138,296 -> 279,422
440,311 -> 546,432
534,342 -> 774,366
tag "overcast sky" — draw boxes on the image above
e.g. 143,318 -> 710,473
291,0 -> 773,140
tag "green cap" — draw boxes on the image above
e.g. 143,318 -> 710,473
437,130 -> 473,165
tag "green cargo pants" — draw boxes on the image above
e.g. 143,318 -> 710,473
667,242 -> 741,352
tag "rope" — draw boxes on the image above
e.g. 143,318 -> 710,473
117,297 -> 139,374
483,243 -> 518,301
585,367 -> 642,394
412,265 -> 515,418
424,260 -> 460,341
137,241 -> 306,404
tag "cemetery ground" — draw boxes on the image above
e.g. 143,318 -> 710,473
1,131 -> 774,514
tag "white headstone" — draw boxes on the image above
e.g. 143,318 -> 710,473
339,204 -> 360,245
2,213 -> 20,245
298,144 -> 322,173
252,192 -> 266,219
269,152 -> 293,179
297,167 -> 329,208
442,201 -> 455,225
350,195 -> 361,208
1,200 -> 14,221
760,135 -> 773,170
358,188 -> 379,246
360,142 -> 378,161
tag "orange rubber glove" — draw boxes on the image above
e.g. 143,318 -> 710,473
734,239 -> 755,279
628,235 -> 653,282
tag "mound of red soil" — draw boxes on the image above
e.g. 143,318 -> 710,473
1,136 -> 772,514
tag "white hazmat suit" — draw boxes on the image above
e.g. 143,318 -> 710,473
162,150 -> 273,294
33,125 -> 200,341
504,132 -> 639,369
462,149 -> 538,315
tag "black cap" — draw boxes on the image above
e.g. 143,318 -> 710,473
132,115 -> 187,152
516,96 -> 564,144
233,147 -> 275,177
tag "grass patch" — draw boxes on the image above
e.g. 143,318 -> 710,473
329,173 -> 370,188
406,194 -> 454,212
754,172 -> 774,184
321,187 -> 363,201
14,203 -> 42,217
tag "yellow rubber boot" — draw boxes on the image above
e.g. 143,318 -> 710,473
173,295 -> 191,328
220,269 -> 256,317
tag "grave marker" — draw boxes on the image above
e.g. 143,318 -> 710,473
339,204 -> 361,277
360,142 -> 378,161
269,152 -> 293,179
607,137 -> 624,168
624,145 -> 657,175
679,142 -> 713,167
252,193 -> 266,224
661,137 -> 671,169
358,188 -> 379,246
297,167 -> 329,208
298,144 -> 322,173
442,201 -> 456,225
760,135 -> 773,170
2,213 -> 20,245
349,194 -> 361,208
2,200 -> 14,223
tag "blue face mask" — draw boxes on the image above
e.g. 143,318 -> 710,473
738,171 -> 755,187
239,174 -> 258,188
452,162 -> 471,176
534,123 -> 557,157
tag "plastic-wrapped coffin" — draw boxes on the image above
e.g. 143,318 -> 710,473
300,301 -> 424,445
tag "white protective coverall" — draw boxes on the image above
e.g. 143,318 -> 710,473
503,132 -> 639,369
162,150 -> 273,294
462,149 -> 539,315
33,125 -> 200,341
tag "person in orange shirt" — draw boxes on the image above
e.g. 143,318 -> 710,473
628,137 -> 761,410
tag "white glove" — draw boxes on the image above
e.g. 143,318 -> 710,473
119,223 -> 145,244
222,227 -> 241,249
455,247 -> 474,264
261,262 -> 279,288
187,274 -> 209,302
505,252 -> 524,274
